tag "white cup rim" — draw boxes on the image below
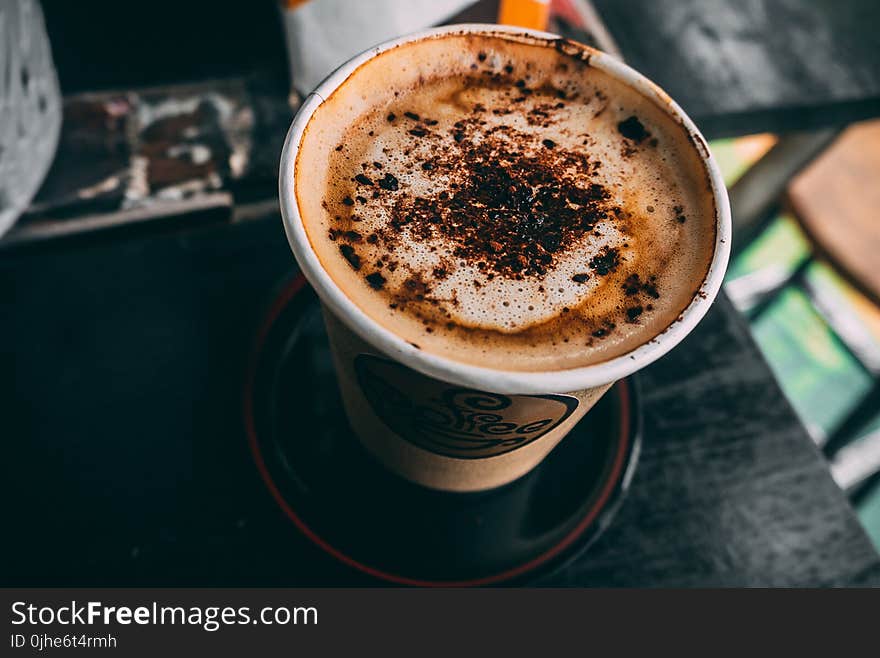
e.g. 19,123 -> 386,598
279,24 -> 731,395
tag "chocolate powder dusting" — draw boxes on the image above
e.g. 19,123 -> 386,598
378,173 -> 399,191
318,63 -> 692,348
617,116 -> 650,143
589,247 -> 621,276
339,244 -> 361,270
623,273 -> 641,295
365,272 -> 386,290
626,305 -> 644,322
403,275 -> 429,298
622,273 -> 660,299
381,119 -> 621,278
592,320 -> 616,338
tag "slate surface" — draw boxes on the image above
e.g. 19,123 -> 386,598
593,0 -> 880,137
2,216 -> 877,586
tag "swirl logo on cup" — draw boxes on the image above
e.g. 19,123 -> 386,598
355,354 -> 578,459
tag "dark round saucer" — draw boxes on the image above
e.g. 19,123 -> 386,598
244,275 -> 641,586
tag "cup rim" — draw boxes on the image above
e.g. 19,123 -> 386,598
279,23 -> 731,394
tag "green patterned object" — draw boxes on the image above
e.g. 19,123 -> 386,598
712,136 -> 880,550
726,213 -> 810,280
751,286 -> 873,439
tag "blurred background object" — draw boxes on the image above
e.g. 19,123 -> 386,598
498,0 -> 550,28
592,0 -> 880,136
36,0 -> 289,93
719,119 -> 880,548
279,0 -> 475,96
1,0 -> 295,248
0,0 -> 61,238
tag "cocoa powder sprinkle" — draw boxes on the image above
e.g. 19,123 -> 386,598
324,70 -> 678,341
618,116 -> 650,143
366,272 -> 386,290
378,173 -> 400,191
589,247 -> 621,276
339,244 -> 360,270
380,120 -> 621,278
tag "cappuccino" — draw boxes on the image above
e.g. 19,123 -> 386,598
282,26 -> 730,491
295,31 -> 717,372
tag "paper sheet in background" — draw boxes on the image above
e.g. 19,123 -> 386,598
281,0 -> 476,95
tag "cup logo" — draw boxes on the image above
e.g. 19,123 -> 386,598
355,354 -> 578,459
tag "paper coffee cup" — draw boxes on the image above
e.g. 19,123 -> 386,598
279,24 -> 731,492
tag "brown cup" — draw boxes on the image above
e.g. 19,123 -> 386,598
324,308 -> 612,491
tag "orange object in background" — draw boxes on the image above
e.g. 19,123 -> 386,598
498,0 -> 550,30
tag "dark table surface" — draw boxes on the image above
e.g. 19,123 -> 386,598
3,215 -> 879,587
593,0 -> 880,138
